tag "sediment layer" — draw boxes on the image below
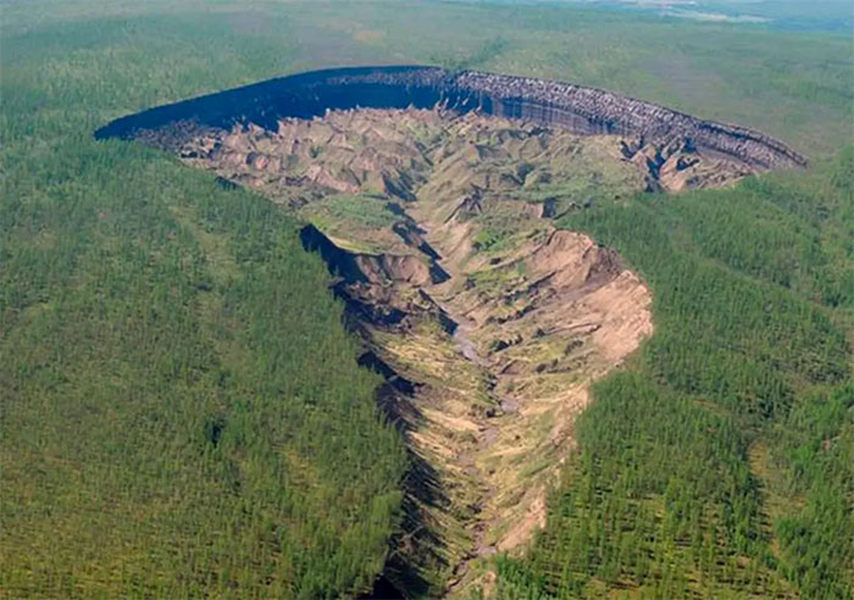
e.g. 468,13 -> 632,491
96,65 -> 807,171
147,106 -> 657,595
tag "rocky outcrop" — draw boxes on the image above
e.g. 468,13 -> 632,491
451,71 -> 807,169
96,65 -> 807,172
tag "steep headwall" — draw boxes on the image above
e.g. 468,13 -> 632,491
96,65 -> 807,170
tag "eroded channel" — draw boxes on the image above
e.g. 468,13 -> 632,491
172,108 -> 655,594
96,66 -> 807,596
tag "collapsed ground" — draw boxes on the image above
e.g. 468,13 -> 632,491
140,107 -> 786,594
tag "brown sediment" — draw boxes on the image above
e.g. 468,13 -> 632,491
95,66 -> 809,597
156,107 -> 661,595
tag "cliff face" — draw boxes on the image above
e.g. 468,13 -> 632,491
96,65 -> 807,171
452,70 -> 807,169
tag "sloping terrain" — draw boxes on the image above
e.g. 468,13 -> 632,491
96,66 -> 808,176
490,149 -> 854,600
97,59 -> 844,593
132,101 -> 845,596
156,107 -> 662,592
0,143 -> 408,599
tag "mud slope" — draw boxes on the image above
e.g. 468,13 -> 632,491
94,69 -> 806,595
149,107 -> 657,594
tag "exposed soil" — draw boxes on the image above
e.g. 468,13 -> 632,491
149,107 -> 666,595
95,62 -> 812,597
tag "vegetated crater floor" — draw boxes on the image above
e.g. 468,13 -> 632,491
97,66 -> 806,595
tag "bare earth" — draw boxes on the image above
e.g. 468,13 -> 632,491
166,107 -> 674,592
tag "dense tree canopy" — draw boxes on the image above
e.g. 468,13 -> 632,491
491,150 -> 854,599
2,1 -> 852,597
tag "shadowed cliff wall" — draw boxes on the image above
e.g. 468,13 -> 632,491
95,65 -> 808,170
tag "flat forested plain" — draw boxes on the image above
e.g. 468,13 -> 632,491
1,0 -> 852,598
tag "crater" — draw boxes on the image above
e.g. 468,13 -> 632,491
96,66 -> 806,596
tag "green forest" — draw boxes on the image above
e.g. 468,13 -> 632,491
491,152 -> 854,598
1,0 -> 852,598
1,113 -> 408,598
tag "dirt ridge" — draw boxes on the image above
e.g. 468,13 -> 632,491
125,105 -> 666,597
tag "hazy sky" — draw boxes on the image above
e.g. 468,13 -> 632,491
474,0 -> 853,32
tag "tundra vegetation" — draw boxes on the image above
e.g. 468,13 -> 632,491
1,1 -> 852,599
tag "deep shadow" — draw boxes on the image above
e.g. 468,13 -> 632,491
359,351 -> 417,396
377,449 -> 450,598
360,575 -> 405,600
299,224 -> 368,284
301,222 -> 449,599
214,176 -> 239,191
95,65 -> 807,169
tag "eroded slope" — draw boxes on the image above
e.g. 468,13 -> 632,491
154,107 -> 660,593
